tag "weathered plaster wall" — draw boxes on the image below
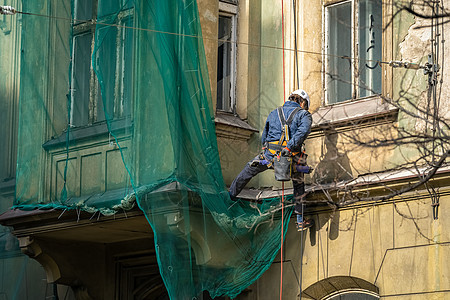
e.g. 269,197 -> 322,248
439,0 -> 450,124
307,122 -> 399,185
243,193 -> 450,299
396,1 -> 450,135
298,0 -> 323,112
236,0 -> 250,120
246,0 -> 262,130
197,0 -> 219,110
201,0 -> 292,188
200,0 -> 448,202
197,0 -> 259,185
254,0 -> 295,190
235,1 -> 450,298
383,0 -> 450,177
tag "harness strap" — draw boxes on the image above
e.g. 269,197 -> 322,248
268,142 -> 285,152
277,106 -> 286,126
286,107 -> 301,125
277,107 -> 286,146
267,141 -> 300,156
276,106 -> 301,146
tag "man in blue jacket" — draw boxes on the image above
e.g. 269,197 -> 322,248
229,89 -> 313,231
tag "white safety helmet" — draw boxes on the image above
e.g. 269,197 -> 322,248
290,89 -> 310,109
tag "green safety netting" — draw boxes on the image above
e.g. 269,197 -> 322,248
14,0 -> 292,298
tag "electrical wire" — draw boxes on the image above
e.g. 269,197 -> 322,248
0,6 -> 407,67
428,0 -> 444,220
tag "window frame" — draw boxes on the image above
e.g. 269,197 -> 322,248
217,1 -> 238,114
323,0 -> 383,106
70,0 -> 134,127
70,0 -> 97,127
113,8 -> 134,120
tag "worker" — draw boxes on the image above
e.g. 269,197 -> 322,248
229,89 -> 313,231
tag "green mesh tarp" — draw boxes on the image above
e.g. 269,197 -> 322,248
14,0 -> 292,298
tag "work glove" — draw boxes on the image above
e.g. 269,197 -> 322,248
250,158 -> 270,167
260,159 -> 270,165
280,147 -> 291,157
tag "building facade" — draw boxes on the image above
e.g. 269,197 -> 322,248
0,0 -> 449,299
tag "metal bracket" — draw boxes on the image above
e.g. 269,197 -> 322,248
388,54 -> 440,86
423,53 -> 440,86
429,185 -> 440,220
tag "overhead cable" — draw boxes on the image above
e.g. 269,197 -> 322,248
1,6 -> 435,70
0,6 -> 389,66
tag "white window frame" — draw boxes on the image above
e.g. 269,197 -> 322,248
217,1 -> 237,113
324,0 -> 382,105
115,8 -> 134,119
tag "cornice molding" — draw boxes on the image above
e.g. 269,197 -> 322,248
215,112 -> 258,141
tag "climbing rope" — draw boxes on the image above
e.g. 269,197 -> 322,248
280,0 -> 286,299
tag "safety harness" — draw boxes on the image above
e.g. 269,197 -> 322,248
267,106 -> 312,181
267,106 -> 301,156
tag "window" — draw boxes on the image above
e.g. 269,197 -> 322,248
325,0 -> 382,104
217,1 -> 237,113
71,0 -> 134,127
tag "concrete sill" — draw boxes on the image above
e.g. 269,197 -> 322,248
311,96 -> 398,130
215,112 -> 258,140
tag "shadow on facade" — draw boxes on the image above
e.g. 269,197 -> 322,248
306,129 -> 353,243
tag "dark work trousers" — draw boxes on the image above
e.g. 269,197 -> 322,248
229,155 -> 306,220
292,177 -> 305,222
229,155 -> 269,198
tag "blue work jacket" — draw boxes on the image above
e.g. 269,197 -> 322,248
261,101 -> 312,159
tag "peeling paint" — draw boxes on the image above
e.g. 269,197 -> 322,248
399,17 -> 432,62
401,13 -> 450,132
203,9 -> 217,23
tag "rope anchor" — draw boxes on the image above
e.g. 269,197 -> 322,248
0,5 -> 16,15
388,60 -> 422,70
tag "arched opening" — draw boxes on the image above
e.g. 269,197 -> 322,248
326,290 -> 379,300
302,276 -> 379,300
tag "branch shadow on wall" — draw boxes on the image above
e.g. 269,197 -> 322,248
308,129 -> 353,243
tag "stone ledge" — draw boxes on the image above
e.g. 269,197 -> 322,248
311,96 -> 398,130
215,112 -> 258,140
42,118 -> 132,150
